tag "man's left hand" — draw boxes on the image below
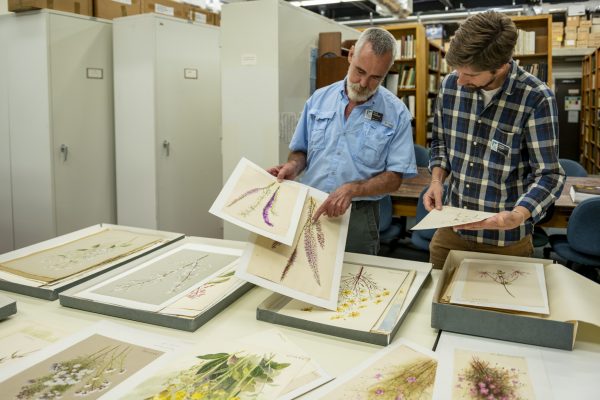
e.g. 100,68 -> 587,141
453,210 -> 523,231
313,184 -> 355,221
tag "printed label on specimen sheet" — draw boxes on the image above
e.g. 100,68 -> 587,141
450,259 -> 549,315
160,262 -> 245,317
243,192 -> 348,304
76,244 -> 240,312
452,349 -> 536,400
0,228 -> 162,283
279,263 -> 409,331
210,157 -> 307,245
1,334 -> 164,400
121,329 -> 312,400
411,206 -> 496,230
313,340 -> 437,400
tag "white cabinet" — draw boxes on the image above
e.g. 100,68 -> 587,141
114,14 -> 222,238
0,10 -> 116,250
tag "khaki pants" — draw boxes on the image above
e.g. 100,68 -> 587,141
429,227 -> 534,269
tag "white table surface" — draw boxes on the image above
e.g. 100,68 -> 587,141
1,268 -> 598,399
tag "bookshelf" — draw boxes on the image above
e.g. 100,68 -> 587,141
580,48 -> 600,174
511,15 -> 553,84
381,23 -> 447,146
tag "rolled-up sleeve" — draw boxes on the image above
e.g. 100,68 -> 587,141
430,79 -> 450,173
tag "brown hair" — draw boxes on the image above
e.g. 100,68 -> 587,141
446,11 -> 518,71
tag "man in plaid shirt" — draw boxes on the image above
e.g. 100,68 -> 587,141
424,11 -> 565,268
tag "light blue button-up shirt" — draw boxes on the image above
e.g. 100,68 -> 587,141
289,80 -> 417,200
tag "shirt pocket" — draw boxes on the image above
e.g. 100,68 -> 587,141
356,122 -> 394,168
308,110 -> 335,151
488,127 -> 519,181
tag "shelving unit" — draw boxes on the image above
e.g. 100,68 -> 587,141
381,23 -> 446,146
581,48 -> 600,174
511,15 -> 553,84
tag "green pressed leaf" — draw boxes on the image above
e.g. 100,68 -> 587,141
197,352 -> 229,360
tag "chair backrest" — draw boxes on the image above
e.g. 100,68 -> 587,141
414,144 -> 430,168
567,197 -> 600,256
379,195 -> 393,232
559,158 -> 587,177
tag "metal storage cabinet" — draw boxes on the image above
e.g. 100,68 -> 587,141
113,14 -> 222,238
0,10 -> 116,250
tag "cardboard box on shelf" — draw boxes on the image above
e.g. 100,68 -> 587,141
593,17 -> 600,25
563,38 -> 576,47
578,32 -> 590,40
8,0 -> 92,15
565,32 -> 578,40
580,19 -> 592,27
94,0 -> 141,19
578,26 -> 591,34
576,40 -> 589,47
565,26 -> 578,34
140,0 -> 187,20
552,21 -> 564,28
184,5 -> 216,25
566,15 -> 581,26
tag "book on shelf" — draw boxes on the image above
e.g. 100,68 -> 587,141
515,29 -> 536,55
385,73 -> 399,95
395,35 -> 415,60
570,184 -> 600,203
399,66 -> 415,88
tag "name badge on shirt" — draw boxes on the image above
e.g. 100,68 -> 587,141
491,139 -> 510,156
365,109 -> 383,122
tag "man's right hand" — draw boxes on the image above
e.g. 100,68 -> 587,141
423,181 -> 444,211
267,161 -> 300,182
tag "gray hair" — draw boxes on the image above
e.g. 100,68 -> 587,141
354,27 -> 397,67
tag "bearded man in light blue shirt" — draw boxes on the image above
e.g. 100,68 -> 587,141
268,27 -> 417,255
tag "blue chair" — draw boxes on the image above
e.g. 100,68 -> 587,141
546,197 -> 600,280
559,158 -> 587,177
414,144 -> 430,168
379,195 -> 403,249
411,185 -> 446,251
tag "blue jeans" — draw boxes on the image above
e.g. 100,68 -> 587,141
345,201 -> 380,255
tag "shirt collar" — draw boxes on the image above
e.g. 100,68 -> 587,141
502,59 -> 518,96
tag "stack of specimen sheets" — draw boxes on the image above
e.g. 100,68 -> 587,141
0,320 -> 190,399
210,157 -> 351,310
121,328 -> 331,400
432,250 -> 600,350
60,237 -> 252,331
257,253 -> 432,345
0,224 -> 183,300
441,258 -> 550,315
306,339 -> 438,399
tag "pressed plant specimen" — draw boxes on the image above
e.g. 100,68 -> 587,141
42,237 -> 139,272
273,197 -> 325,285
366,357 -> 437,400
184,270 -> 236,299
148,351 -> 290,400
15,344 -> 132,399
111,254 -> 212,294
477,269 -> 529,298
455,356 -> 526,400
226,181 -> 281,227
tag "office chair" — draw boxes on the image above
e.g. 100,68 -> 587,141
414,144 -> 430,168
559,158 -> 588,177
379,195 -> 403,252
545,197 -> 600,281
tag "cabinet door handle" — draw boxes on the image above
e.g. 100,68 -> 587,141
163,140 -> 170,157
60,144 -> 69,161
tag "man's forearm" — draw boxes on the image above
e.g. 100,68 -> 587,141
344,171 -> 403,198
430,167 -> 448,184
287,151 -> 307,175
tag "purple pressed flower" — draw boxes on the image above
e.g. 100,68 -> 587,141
375,388 -> 384,395
227,183 -> 273,207
479,382 -> 486,388
280,248 -> 297,281
480,387 -> 489,395
374,373 -> 383,380
406,376 -> 416,383
262,187 -> 280,227
315,219 -> 325,248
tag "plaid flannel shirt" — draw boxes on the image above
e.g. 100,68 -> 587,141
430,60 -> 565,246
